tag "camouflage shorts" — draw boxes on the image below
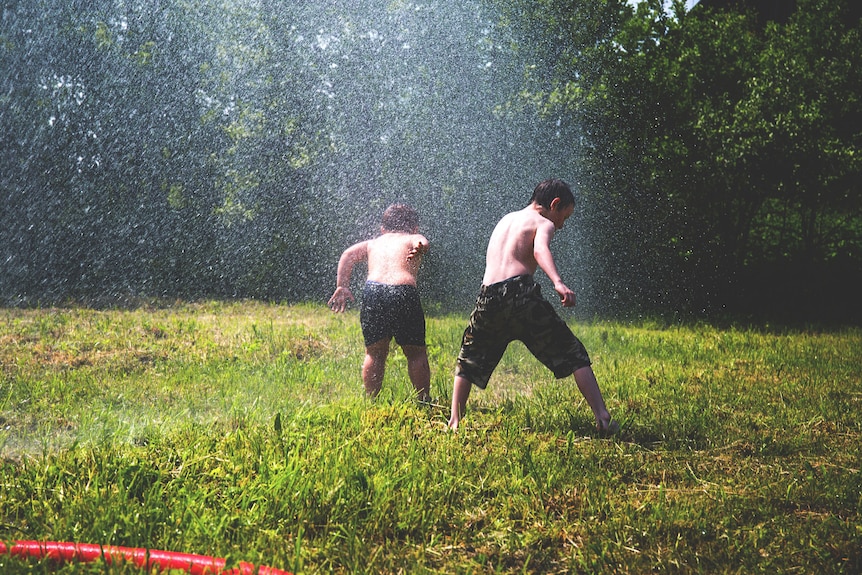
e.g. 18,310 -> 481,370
455,274 -> 591,389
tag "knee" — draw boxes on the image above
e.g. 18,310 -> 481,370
401,345 -> 429,362
365,341 -> 390,363
365,350 -> 388,365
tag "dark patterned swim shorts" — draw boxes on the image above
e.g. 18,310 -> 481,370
455,274 -> 591,389
360,281 -> 426,347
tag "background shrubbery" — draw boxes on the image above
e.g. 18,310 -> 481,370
2,0 -> 860,323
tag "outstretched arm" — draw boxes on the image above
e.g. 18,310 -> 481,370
328,241 -> 368,312
534,222 -> 576,307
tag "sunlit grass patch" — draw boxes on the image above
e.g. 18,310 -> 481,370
1,303 -> 860,574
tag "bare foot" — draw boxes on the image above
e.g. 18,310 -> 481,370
597,419 -> 620,437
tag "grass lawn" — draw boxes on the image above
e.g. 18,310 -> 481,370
1,301 -> 860,573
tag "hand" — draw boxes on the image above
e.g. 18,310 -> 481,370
554,281 -> 576,307
407,241 -> 427,261
328,286 -> 354,313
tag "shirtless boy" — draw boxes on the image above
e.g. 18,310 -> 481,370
329,204 -> 431,401
448,179 -> 617,434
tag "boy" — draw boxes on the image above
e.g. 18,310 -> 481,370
328,204 -> 431,401
448,179 -> 618,434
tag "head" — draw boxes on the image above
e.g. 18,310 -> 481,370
530,179 -> 575,229
381,203 -> 420,233
530,178 -> 574,210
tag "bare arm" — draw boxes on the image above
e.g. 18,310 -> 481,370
328,241 -> 368,312
534,221 -> 576,307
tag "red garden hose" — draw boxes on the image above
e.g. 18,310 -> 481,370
1,540 -> 292,575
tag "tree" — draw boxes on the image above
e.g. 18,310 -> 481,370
738,0 -> 862,318
499,0 -> 862,321
0,0 -> 325,304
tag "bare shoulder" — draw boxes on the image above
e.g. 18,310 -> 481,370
499,206 -> 545,234
489,210 -> 521,235
366,233 -> 423,260
497,209 -> 521,226
342,239 -> 370,259
535,212 -> 556,232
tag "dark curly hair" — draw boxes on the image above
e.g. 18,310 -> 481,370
381,204 -> 420,233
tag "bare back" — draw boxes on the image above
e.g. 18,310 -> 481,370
482,206 -> 555,285
366,232 -> 428,286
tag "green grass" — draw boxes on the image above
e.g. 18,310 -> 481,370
1,302 -> 860,574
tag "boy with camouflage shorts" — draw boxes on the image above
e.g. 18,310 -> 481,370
448,179 -> 618,435
456,274 -> 592,388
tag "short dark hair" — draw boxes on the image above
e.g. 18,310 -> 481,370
530,179 -> 574,209
381,203 -> 419,233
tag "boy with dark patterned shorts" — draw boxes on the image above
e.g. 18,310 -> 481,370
329,204 -> 431,401
448,179 -> 618,435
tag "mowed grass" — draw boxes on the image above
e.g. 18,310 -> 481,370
1,302 -> 860,574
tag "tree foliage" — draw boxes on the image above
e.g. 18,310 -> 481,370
495,0 -> 862,321
1,0 -> 859,322
1,0 -> 572,309
1,0 -> 320,302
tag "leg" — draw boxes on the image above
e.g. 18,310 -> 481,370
362,339 -> 390,397
447,375 -> 472,430
401,344 -> 431,402
573,365 -> 618,434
